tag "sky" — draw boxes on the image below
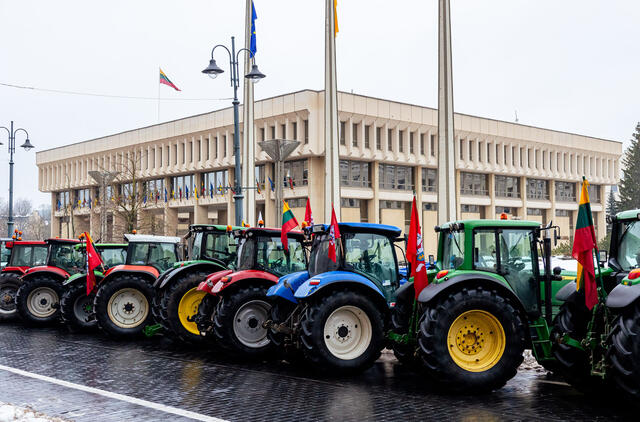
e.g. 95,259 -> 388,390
0,0 -> 639,208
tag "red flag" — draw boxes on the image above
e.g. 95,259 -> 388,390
83,232 -> 103,296
288,176 -> 295,191
304,197 -> 314,227
407,197 -> 428,298
328,205 -> 341,263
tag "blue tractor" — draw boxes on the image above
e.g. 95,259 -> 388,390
265,223 -> 407,374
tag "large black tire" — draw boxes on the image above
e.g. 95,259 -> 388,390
60,282 -> 97,331
194,294 -> 218,337
160,270 -> 209,344
417,287 -> 526,393
299,289 -> 385,375
607,302 -> 640,400
213,284 -> 275,359
94,274 -> 154,339
390,298 -> 419,365
15,275 -> 63,326
0,273 -> 21,321
267,299 -> 305,365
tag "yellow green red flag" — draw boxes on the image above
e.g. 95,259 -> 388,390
281,200 -> 299,251
573,178 -> 598,309
159,68 -> 180,91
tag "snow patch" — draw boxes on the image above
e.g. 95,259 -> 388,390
0,402 -> 68,422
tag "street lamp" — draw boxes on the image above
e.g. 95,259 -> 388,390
0,121 -> 34,237
203,36 -> 266,226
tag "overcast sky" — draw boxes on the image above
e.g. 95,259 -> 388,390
1,0 -> 638,207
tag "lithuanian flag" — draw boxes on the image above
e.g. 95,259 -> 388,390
159,68 -> 181,91
573,178 -> 598,309
281,200 -> 299,251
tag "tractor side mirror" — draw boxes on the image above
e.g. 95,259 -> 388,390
598,250 -> 608,265
428,254 -> 435,265
553,228 -> 559,246
553,266 -> 562,276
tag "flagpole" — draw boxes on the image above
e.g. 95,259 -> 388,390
157,67 -> 161,123
324,0 -> 340,222
242,0 -> 256,227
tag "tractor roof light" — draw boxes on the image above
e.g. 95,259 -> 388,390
226,225 -> 233,232
500,213 -> 508,220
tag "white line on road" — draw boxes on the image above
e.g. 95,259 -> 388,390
0,364 -> 228,422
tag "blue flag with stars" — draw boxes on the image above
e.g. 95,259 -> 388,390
250,1 -> 257,57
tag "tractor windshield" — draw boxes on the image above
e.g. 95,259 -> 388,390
308,234 -> 341,277
10,245 -> 48,267
1,243 -> 11,267
99,248 -> 127,268
203,232 -> 237,267
237,235 -> 305,277
618,220 -> 640,271
49,243 -> 84,274
442,230 -> 465,270
128,242 -> 178,271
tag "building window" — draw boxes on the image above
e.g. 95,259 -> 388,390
468,140 -> 474,161
423,203 -> 437,211
214,137 -> 218,159
398,131 -> 404,153
376,127 -> 381,150
409,132 -> 414,154
379,200 -> 405,209
555,209 -> 570,217
283,159 -> 308,186
270,126 -> 276,139
460,172 -> 488,196
340,160 -> 371,187
303,120 -> 309,144
171,174 -> 194,198
527,179 -> 549,200
495,175 -> 520,198
588,184 -> 601,203
460,139 -> 465,160
421,168 -> 437,192
143,179 -> 164,202
341,198 -> 361,208
292,122 -> 297,140
352,123 -> 358,147
430,134 -> 436,157
512,146 -> 516,166
387,129 -> 393,151
364,125 -> 370,149
259,128 -> 265,142
420,134 -> 425,155
174,144 -> 178,165
379,164 -> 414,191
205,139 -> 209,161
254,165 -> 265,190
495,206 -> 515,216
165,146 -> 169,166
528,208 -> 543,216
203,170 -> 228,193
461,204 -> 480,213
223,135 -> 227,157
555,181 -> 576,202
286,198 -> 307,208
74,188 -> 91,207
340,121 -> 346,145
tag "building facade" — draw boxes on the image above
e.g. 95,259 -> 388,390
36,90 -> 622,254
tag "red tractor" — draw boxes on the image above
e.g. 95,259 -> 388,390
195,227 -> 306,358
0,240 -> 48,320
15,239 -> 84,325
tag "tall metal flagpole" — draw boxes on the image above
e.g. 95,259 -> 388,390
157,67 -> 161,123
437,0 -> 457,224
242,0 -> 256,226
324,0 -> 340,222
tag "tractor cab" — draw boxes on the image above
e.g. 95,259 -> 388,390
1,241 -> 48,275
234,227 -> 306,277
95,244 -> 128,269
36,238 -> 84,276
185,225 -> 239,268
305,223 -> 405,302
606,209 -> 640,284
122,234 -> 182,273
1,239 -> 12,269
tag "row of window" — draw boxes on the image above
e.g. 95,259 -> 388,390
258,121 -> 309,144
339,122 -> 438,156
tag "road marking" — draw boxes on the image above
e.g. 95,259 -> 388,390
0,364 -> 227,422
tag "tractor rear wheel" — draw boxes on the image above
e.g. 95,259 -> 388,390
299,289 -> 385,375
213,284 -> 275,359
390,297 -> 419,365
550,298 -> 604,393
94,274 -> 154,339
15,276 -> 63,326
60,282 -> 97,331
0,273 -> 21,320
417,287 -> 526,393
607,301 -> 640,400
161,270 -> 209,344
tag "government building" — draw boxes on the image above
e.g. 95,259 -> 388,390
36,90 -> 622,254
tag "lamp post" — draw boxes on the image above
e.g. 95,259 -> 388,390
0,121 -> 34,237
202,36 -> 266,226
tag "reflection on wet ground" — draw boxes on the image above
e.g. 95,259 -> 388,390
0,322 -> 635,421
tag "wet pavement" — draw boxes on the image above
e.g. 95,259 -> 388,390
0,322 -> 635,421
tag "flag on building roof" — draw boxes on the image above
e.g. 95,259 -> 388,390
407,196 -> 428,299
328,204 -> 341,263
281,200 -> 299,252
159,68 -> 181,91
573,178 -> 599,310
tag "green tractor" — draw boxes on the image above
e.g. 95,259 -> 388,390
389,218 -> 568,392
152,224 -> 241,343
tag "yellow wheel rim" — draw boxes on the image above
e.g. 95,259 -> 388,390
178,288 -> 206,335
447,309 -> 506,372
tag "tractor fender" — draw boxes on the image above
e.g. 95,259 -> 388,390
62,271 -> 104,287
606,283 -> 640,309
266,271 -> 309,305
156,262 -> 225,290
1,266 -> 29,276
555,281 -> 577,302
21,266 -> 70,283
211,269 -> 279,295
101,265 -> 159,285
294,270 -> 386,301
394,280 -> 415,306
153,267 -> 176,289
417,273 -> 529,319
196,269 -> 234,295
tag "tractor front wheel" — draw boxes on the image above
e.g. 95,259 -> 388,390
60,282 -> 97,331
607,301 -> 640,400
161,270 -> 209,344
417,287 -> 526,393
213,284 -> 274,359
15,276 -> 63,326
94,275 -> 154,339
0,273 -> 21,320
300,289 -> 385,375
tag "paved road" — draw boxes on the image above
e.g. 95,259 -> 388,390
0,322 -> 634,421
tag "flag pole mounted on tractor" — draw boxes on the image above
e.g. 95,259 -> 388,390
203,30 -> 266,226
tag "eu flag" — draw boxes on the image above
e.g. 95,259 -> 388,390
250,1 -> 257,57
